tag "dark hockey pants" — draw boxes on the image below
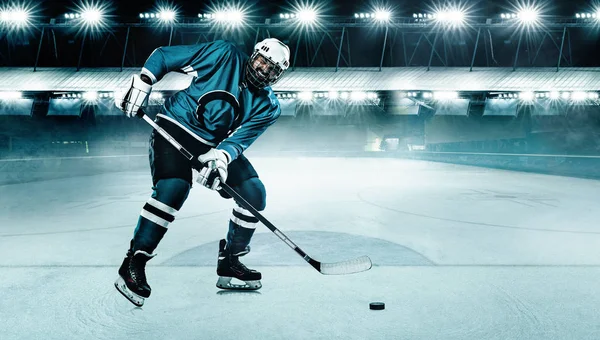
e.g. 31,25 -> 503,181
130,118 -> 266,256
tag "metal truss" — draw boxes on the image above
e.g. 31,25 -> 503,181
0,18 -> 594,70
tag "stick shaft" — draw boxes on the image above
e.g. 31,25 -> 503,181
140,113 -> 318,268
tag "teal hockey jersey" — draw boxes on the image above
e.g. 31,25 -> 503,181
140,40 -> 281,162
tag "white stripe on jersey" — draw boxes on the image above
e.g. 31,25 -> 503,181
156,114 -> 217,147
181,65 -> 194,73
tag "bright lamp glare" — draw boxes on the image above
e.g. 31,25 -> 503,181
297,8 -> 317,23
435,9 -> 466,26
572,91 -> 587,101
298,92 -> 313,101
82,8 -> 102,24
0,91 -> 22,100
83,91 -> 98,101
434,91 -> 458,100
517,8 -> 539,25
549,91 -> 559,99
230,10 -> 243,22
519,91 -> 534,101
159,10 -> 176,22
328,91 -> 339,99
213,8 -> 245,25
374,10 -> 391,21
350,91 -> 367,101
0,7 -> 31,27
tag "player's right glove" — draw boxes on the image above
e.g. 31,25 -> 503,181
196,149 -> 230,191
116,74 -> 152,118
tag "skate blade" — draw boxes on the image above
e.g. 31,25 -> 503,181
115,277 -> 145,307
216,276 -> 262,290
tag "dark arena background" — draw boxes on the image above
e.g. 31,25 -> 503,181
2,0 -> 600,339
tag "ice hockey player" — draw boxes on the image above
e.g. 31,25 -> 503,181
114,38 -> 290,306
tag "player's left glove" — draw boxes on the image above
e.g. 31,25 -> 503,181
116,74 -> 152,118
197,149 -> 230,190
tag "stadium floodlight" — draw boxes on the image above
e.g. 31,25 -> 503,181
561,91 -> 571,99
297,7 -> 317,23
571,91 -> 587,101
434,91 -> 458,100
69,2 -> 110,32
374,9 -> 391,22
519,91 -> 534,101
576,12 -> 598,19
298,91 -> 313,101
588,92 -> 599,100
83,91 -> 98,101
0,5 -> 31,29
434,8 -> 466,27
340,92 -> 350,100
549,91 -> 560,100
515,5 -> 540,26
350,91 -> 367,101
328,91 -> 339,99
212,6 -> 245,26
81,8 -> 102,25
158,9 -> 176,22
0,91 -> 22,100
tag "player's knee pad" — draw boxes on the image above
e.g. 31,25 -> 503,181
152,178 -> 191,211
235,177 -> 266,211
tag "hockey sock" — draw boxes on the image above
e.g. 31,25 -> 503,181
226,205 -> 259,255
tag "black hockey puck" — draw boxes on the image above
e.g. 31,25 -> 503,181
369,302 -> 385,310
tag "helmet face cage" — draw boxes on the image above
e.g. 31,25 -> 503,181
245,51 -> 286,90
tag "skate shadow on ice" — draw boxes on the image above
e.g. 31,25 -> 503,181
216,290 -> 262,296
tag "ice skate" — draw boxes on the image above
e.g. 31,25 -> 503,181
115,250 -> 156,306
216,239 -> 262,290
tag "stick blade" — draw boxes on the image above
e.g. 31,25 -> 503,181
318,255 -> 372,275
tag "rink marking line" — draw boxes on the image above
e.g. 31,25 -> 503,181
2,264 -> 600,268
0,209 -> 230,238
0,154 -> 147,162
417,151 -> 600,159
357,191 -> 600,235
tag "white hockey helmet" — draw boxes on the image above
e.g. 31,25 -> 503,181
245,38 -> 290,90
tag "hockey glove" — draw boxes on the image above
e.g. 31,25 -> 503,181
197,149 -> 230,190
116,74 -> 152,118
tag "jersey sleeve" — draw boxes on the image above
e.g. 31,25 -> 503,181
216,99 -> 281,162
141,40 -> 235,84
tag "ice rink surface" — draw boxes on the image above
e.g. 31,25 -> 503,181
1,157 -> 600,339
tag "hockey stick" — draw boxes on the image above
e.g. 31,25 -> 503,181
138,111 -> 372,275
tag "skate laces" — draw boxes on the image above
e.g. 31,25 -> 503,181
130,256 -> 148,283
231,256 -> 250,271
